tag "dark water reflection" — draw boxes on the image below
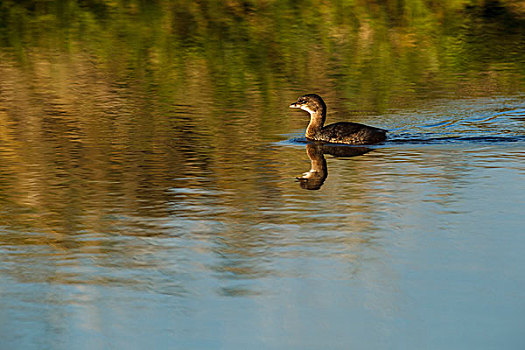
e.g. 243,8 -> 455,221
296,143 -> 372,190
1,1 -> 525,349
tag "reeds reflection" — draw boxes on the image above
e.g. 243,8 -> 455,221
297,143 -> 371,190
0,1 -> 524,348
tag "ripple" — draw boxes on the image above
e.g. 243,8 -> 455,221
388,134 -> 525,145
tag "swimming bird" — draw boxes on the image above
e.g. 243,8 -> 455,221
290,94 -> 387,145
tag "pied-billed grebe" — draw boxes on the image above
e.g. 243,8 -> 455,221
290,94 -> 387,145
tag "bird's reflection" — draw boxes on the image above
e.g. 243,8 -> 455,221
297,143 -> 371,190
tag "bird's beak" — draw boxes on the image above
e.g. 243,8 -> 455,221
289,102 -> 301,109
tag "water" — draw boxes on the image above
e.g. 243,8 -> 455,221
1,1 -> 525,349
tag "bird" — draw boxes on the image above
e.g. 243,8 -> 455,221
290,94 -> 387,145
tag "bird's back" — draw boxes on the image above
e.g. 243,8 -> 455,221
312,122 -> 387,145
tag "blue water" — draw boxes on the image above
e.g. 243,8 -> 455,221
0,93 -> 524,349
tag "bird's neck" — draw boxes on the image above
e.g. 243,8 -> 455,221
305,111 -> 326,138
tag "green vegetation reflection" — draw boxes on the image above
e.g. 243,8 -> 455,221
1,0 -> 524,112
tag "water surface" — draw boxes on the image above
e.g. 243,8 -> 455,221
0,1 -> 524,349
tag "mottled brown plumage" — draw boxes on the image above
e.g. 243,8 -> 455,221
290,94 -> 387,145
